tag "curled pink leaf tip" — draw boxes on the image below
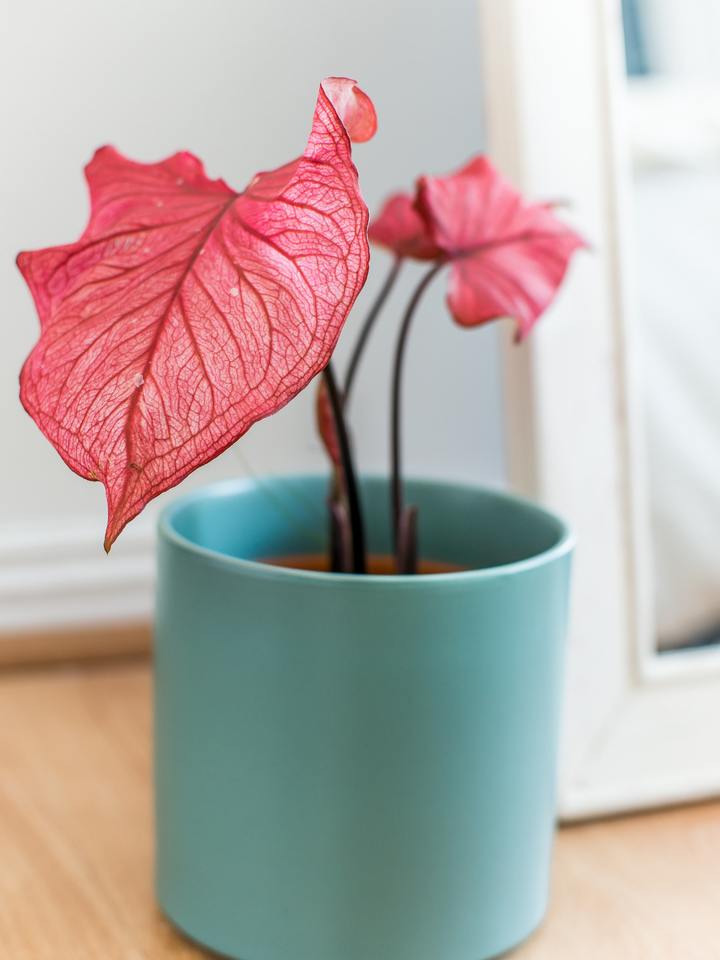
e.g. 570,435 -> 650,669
321,78 -> 377,143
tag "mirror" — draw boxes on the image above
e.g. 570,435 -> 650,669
623,0 -> 720,650
479,0 -> 720,818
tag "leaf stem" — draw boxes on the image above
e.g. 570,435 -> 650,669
322,363 -> 366,574
391,260 -> 445,554
343,257 -> 403,403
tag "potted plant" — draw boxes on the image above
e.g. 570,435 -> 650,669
17,78 -> 583,960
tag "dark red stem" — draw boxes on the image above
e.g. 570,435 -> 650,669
343,256 -> 403,403
322,363 -> 366,574
391,261 -> 445,555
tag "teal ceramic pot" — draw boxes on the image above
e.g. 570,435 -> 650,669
155,476 -> 574,960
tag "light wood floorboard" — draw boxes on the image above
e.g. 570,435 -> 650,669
0,658 -> 718,958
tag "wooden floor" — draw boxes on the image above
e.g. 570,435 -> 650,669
0,658 -> 719,959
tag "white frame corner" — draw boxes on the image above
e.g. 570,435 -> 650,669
478,0 -> 720,819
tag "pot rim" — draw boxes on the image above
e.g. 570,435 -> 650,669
159,474 -> 575,585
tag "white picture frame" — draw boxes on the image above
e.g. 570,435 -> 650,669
478,0 -> 720,819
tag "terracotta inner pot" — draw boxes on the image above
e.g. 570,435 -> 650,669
259,553 -> 468,575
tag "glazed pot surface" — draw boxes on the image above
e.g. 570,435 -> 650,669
155,476 -> 573,960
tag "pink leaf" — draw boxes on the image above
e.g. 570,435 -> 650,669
18,80 -> 373,550
321,78 -> 377,143
316,375 -> 344,486
416,156 -> 586,339
368,192 -> 444,261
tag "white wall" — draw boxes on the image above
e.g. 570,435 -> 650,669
0,0 -> 505,631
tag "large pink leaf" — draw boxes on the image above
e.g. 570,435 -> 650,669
416,156 -> 586,338
19,80 -> 374,549
368,192 -> 443,261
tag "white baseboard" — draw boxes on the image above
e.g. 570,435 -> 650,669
0,516 -> 155,637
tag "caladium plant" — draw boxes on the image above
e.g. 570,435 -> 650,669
363,155 -> 586,570
18,79 -> 584,574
